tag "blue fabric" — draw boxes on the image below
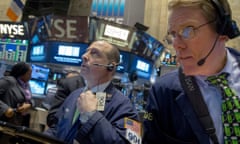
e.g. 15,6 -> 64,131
142,48 -> 240,144
45,83 -> 139,144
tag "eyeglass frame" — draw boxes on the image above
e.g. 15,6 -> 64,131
167,19 -> 216,44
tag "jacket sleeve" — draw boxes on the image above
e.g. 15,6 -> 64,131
0,78 -> 12,117
75,96 -> 138,144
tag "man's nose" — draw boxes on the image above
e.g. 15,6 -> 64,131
172,35 -> 186,50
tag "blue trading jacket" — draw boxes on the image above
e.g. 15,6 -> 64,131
142,48 -> 240,144
142,70 -> 209,144
45,83 -> 139,144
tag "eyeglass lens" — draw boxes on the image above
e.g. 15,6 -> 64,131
180,26 -> 195,39
167,26 -> 195,44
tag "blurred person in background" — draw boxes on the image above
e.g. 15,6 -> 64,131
0,62 -> 33,143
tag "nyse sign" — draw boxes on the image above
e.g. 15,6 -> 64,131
0,22 -> 25,38
50,16 -> 89,43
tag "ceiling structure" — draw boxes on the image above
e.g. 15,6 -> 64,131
22,0 -> 70,21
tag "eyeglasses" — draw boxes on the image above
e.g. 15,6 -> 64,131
167,20 -> 215,44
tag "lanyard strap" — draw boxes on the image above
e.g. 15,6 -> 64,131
178,68 -> 219,144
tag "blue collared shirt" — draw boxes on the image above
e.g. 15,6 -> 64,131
195,48 -> 240,144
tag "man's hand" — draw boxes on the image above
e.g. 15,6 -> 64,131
77,90 -> 97,113
4,108 -> 15,118
17,103 -> 31,113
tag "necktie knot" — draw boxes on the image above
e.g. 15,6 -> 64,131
206,72 -> 236,97
206,72 -> 229,86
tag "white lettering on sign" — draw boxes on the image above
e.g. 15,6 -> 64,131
66,20 -> 77,39
104,24 -> 129,41
0,24 -> 24,36
101,17 -> 124,24
53,19 -> 77,39
51,17 -> 88,42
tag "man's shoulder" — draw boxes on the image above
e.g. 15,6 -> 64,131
158,69 -> 179,83
153,69 -> 182,91
228,47 -> 240,57
0,76 -> 17,85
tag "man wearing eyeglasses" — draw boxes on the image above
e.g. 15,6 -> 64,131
143,0 -> 240,144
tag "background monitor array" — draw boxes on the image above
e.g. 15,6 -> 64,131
28,41 -> 89,66
118,50 -> 154,79
89,17 -> 165,62
29,51 -> 154,98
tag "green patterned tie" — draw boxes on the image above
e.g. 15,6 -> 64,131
207,73 -> 240,144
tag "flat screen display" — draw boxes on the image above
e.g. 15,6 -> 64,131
31,64 -> 50,81
45,83 -> 57,94
136,59 -> 150,73
104,24 -> 130,41
128,54 -> 153,80
28,44 -> 48,62
131,31 -> 165,62
48,41 -> 89,66
0,38 -> 28,62
89,17 -> 135,52
29,79 -> 47,96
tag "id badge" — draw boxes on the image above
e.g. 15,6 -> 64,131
96,92 -> 106,111
124,118 -> 142,144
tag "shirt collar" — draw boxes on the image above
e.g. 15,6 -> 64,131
195,48 -> 235,84
221,48 -> 235,74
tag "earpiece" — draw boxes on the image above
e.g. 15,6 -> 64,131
211,0 -> 240,39
106,63 -> 115,71
93,63 -> 117,71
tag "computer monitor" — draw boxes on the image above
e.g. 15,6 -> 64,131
45,83 -> 57,94
48,41 -> 89,66
0,38 -> 28,62
131,31 -> 165,62
29,79 -> 47,97
28,44 -> 48,62
89,17 -> 135,52
128,54 -> 153,80
31,64 -> 50,81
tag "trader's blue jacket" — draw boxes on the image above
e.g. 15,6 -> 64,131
46,83 -> 139,144
142,48 -> 240,144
